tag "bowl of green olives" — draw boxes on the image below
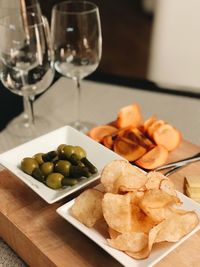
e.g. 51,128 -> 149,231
21,144 -> 98,190
0,126 -> 123,203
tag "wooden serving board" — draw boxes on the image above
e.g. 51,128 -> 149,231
0,140 -> 200,267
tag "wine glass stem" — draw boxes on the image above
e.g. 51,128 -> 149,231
23,95 -> 35,127
23,96 -> 28,120
29,95 -> 35,125
20,71 -> 35,127
75,77 -> 81,125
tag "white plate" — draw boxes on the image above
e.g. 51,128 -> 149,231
0,126 -> 123,204
57,191 -> 200,267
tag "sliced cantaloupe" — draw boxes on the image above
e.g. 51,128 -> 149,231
102,134 -> 115,149
135,145 -> 168,170
115,103 -> 143,129
152,124 -> 182,151
123,128 -> 153,150
147,120 -> 165,138
142,115 -> 157,133
87,125 -> 118,143
113,136 -> 146,162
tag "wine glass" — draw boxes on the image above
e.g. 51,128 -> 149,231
0,12 -> 54,139
51,1 -> 102,132
0,1 -> 45,132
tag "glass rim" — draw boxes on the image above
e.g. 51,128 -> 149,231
0,13 -> 44,29
52,1 -> 99,15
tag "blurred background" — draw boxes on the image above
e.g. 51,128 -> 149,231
1,0 -> 200,131
39,0 -> 153,80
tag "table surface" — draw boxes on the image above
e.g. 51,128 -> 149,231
0,78 -> 200,266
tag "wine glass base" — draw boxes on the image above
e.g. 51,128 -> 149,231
5,114 -> 49,142
69,121 -> 96,133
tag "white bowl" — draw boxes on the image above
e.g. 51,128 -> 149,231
0,125 -> 123,204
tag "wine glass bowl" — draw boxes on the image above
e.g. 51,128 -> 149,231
51,1 -> 102,132
0,2 -> 50,136
0,11 -> 54,139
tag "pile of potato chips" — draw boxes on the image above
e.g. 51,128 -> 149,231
71,160 -> 199,260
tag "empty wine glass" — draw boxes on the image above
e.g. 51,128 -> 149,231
51,1 -> 102,132
0,1 -> 46,132
0,12 -> 54,139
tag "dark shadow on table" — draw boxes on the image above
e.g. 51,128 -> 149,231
0,82 -> 23,132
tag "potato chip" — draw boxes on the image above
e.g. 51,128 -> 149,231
131,192 -> 154,232
101,160 -> 129,193
145,171 -> 165,190
139,189 -> 180,223
139,189 -> 180,209
71,189 -> 104,227
114,171 -> 147,193
131,204 -> 155,233
101,160 -> 145,193
108,227 -> 120,239
160,178 -> 177,196
130,190 -> 144,205
144,206 -> 175,223
126,223 -> 163,259
102,193 -> 132,233
155,210 -> 199,243
107,232 -> 148,253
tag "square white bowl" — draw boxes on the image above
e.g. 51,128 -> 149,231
57,191 -> 200,267
0,126 -> 123,204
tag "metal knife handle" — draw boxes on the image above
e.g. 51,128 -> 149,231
163,166 -> 185,177
155,152 -> 200,171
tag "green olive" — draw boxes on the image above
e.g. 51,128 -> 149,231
21,157 -> 39,175
54,160 -> 71,176
42,151 -> 58,162
69,154 -> 85,167
70,165 -> 91,178
63,145 -> 76,159
46,173 -> 64,189
81,158 -> 98,174
62,178 -> 78,187
57,144 -> 67,157
40,162 -> 54,176
32,168 -> 45,182
34,153 -> 44,165
73,146 -> 87,160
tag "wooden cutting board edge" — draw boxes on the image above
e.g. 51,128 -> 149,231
0,211 -> 55,267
